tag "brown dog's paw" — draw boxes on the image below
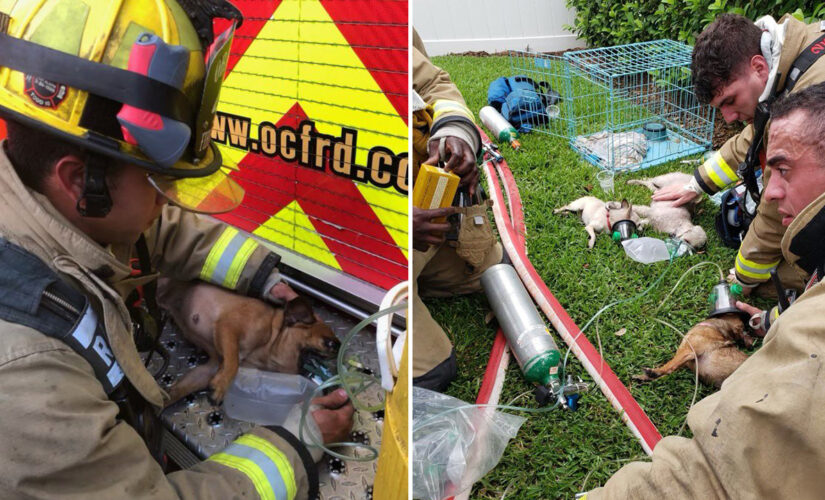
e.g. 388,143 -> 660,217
632,368 -> 660,383
209,376 -> 231,405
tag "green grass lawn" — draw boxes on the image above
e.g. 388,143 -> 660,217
422,54 -> 771,499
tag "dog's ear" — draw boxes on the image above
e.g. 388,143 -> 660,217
284,296 -> 315,326
621,198 -> 630,209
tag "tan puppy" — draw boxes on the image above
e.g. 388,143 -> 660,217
633,313 -> 755,388
157,278 -> 340,405
554,197 -> 642,248
627,172 -> 708,248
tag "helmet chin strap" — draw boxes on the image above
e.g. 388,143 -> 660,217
76,153 -> 112,218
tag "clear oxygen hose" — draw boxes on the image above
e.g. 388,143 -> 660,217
298,302 -> 406,461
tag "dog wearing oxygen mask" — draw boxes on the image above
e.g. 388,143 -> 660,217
156,278 -> 341,405
627,172 -> 708,249
554,197 -> 642,248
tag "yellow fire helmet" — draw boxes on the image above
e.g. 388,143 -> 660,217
0,0 -> 245,215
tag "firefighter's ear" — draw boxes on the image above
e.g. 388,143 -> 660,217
50,155 -> 87,203
750,54 -> 770,81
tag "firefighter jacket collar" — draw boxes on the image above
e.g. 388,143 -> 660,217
763,15 -> 817,103
782,189 -> 825,276
0,142 -> 165,406
756,15 -> 786,103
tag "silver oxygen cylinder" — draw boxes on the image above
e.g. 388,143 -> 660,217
480,264 -> 560,386
479,106 -> 521,149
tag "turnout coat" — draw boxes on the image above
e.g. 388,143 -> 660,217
0,145 -> 316,500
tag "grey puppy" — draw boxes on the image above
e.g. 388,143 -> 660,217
627,172 -> 708,249
554,196 -> 642,248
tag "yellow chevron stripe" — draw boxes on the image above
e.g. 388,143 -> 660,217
253,201 -> 342,270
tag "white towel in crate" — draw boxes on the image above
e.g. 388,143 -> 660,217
574,131 -> 648,168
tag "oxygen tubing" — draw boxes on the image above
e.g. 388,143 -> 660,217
298,302 -> 406,461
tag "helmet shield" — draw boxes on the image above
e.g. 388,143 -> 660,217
148,166 -> 243,214
192,22 -> 235,160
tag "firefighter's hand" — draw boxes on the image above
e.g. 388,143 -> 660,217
269,281 -> 299,302
652,184 -> 700,207
736,301 -> 766,337
311,389 -> 355,444
413,206 -> 458,251
426,137 -> 479,197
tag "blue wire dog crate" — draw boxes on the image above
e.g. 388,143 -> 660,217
510,40 -> 715,172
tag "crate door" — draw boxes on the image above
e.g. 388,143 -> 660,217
508,51 -> 573,141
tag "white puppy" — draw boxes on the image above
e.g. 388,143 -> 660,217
627,172 -> 708,249
554,196 -> 641,248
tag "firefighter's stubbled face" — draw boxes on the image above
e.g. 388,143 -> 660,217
764,111 -> 825,226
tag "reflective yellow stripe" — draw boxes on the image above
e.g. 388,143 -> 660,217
201,227 -> 237,282
432,99 -> 475,123
735,252 -> 779,280
200,227 -> 259,289
225,238 -> 258,289
703,153 -> 738,189
210,452 -> 277,500
236,434 -> 298,500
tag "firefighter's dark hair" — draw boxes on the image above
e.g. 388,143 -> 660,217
5,96 -> 124,193
692,14 -> 763,105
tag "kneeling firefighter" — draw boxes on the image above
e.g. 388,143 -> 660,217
0,1 -> 353,498
411,29 -> 504,391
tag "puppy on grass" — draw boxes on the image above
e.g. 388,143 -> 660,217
633,313 -> 756,388
157,278 -> 341,405
627,172 -> 708,249
554,197 -> 642,248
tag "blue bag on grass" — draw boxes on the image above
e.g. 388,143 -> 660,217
487,76 -> 557,133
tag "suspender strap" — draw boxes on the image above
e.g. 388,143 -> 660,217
782,32 -> 825,97
135,234 -> 161,324
0,238 -> 125,395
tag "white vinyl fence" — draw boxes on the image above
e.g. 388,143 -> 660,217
413,0 -> 583,56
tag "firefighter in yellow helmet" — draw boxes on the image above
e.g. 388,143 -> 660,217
0,1 -> 352,498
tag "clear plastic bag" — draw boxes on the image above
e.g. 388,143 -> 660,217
621,236 -> 671,263
622,237 -> 691,263
412,387 -> 526,500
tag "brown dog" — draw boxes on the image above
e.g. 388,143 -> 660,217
633,313 -> 755,388
157,278 -> 341,405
